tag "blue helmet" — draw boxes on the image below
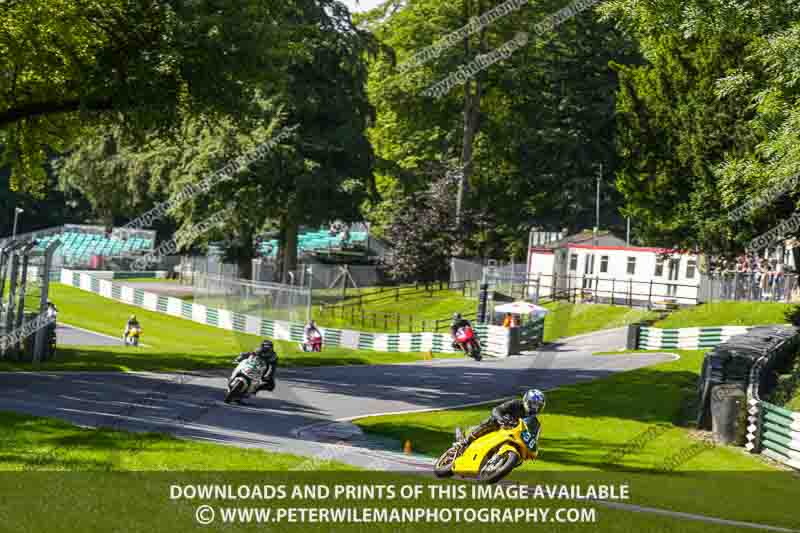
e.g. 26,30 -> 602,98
523,389 -> 545,414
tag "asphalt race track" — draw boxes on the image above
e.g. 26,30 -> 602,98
0,327 -> 676,470
57,323 -> 125,346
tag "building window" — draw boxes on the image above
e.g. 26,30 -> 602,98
569,254 -> 578,271
686,259 -> 697,279
626,257 -> 636,275
654,257 -> 664,277
600,256 -> 609,273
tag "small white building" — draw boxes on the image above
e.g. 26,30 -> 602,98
527,231 -> 700,306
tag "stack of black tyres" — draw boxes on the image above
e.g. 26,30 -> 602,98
697,326 -> 799,444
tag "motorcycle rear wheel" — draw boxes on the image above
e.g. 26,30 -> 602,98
434,446 -> 459,478
478,451 -> 519,484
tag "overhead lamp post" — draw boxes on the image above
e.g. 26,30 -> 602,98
594,164 -> 602,246
12,207 -> 23,239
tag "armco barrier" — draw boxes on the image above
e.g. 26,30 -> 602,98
60,269 -> 543,356
638,326 -> 753,350
746,400 -> 800,470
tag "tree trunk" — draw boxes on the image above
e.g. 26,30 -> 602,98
274,222 -> 286,283
282,216 -> 299,284
454,0 -> 485,255
237,231 -> 254,281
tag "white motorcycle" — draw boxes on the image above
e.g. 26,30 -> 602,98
225,356 -> 273,404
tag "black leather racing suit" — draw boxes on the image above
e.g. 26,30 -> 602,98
450,319 -> 472,337
462,399 -> 541,450
235,348 -> 278,392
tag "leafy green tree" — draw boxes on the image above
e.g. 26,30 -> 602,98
384,173 -> 472,282
611,34 -> 760,251
602,0 -> 800,253
0,0 -> 296,194
53,0 -> 375,281
360,0 -> 638,259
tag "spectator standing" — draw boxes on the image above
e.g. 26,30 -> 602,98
774,261 -> 785,301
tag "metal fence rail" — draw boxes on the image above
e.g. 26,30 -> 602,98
484,272 -> 700,308
699,272 -> 799,303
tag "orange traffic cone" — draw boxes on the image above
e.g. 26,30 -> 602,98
403,440 -> 412,454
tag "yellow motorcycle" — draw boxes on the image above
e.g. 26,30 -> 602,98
434,419 -> 538,484
124,326 -> 142,347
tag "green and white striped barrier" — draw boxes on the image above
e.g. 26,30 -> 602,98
638,326 -> 752,350
746,400 -> 800,470
61,269 -> 542,356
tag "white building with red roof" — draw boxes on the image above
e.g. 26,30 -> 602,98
527,230 -> 700,306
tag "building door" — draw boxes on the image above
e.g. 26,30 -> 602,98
583,254 -> 595,289
667,258 -> 680,297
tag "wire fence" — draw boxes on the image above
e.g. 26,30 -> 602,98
313,279 -> 479,333
314,304 -> 477,333
191,272 -> 310,323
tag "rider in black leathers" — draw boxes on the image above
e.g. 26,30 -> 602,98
234,340 -> 278,392
456,389 -> 545,451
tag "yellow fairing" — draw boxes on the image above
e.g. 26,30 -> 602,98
452,420 -> 531,475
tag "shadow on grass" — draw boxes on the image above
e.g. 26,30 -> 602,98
0,345 -> 450,373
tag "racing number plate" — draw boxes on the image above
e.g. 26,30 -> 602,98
520,430 -> 536,450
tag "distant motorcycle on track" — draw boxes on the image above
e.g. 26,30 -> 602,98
300,330 -> 323,352
454,325 -> 482,361
123,326 -> 142,347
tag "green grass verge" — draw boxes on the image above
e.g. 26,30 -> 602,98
0,283 -> 456,372
0,410 -> 350,471
541,303 -> 658,342
0,410 -> 768,532
314,289 -> 476,333
652,301 -> 794,329
353,349 -> 800,528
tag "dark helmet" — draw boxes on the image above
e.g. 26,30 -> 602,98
453,313 -> 462,321
259,340 -> 274,353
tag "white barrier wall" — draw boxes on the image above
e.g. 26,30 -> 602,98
638,326 -> 753,350
61,270 -> 544,356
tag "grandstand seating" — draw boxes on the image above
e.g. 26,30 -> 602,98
35,231 -> 154,262
28,226 -> 362,262
257,229 -> 369,257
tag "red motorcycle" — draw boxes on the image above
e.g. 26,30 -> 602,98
454,325 -> 482,361
301,331 -> 323,352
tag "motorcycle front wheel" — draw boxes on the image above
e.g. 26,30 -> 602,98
478,451 -> 518,484
225,378 -> 246,404
433,446 -> 459,478
469,342 -> 482,361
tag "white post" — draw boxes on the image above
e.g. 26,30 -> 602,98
12,208 -> 23,239
626,217 -> 631,246
595,163 -> 602,245
306,264 -> 313,323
